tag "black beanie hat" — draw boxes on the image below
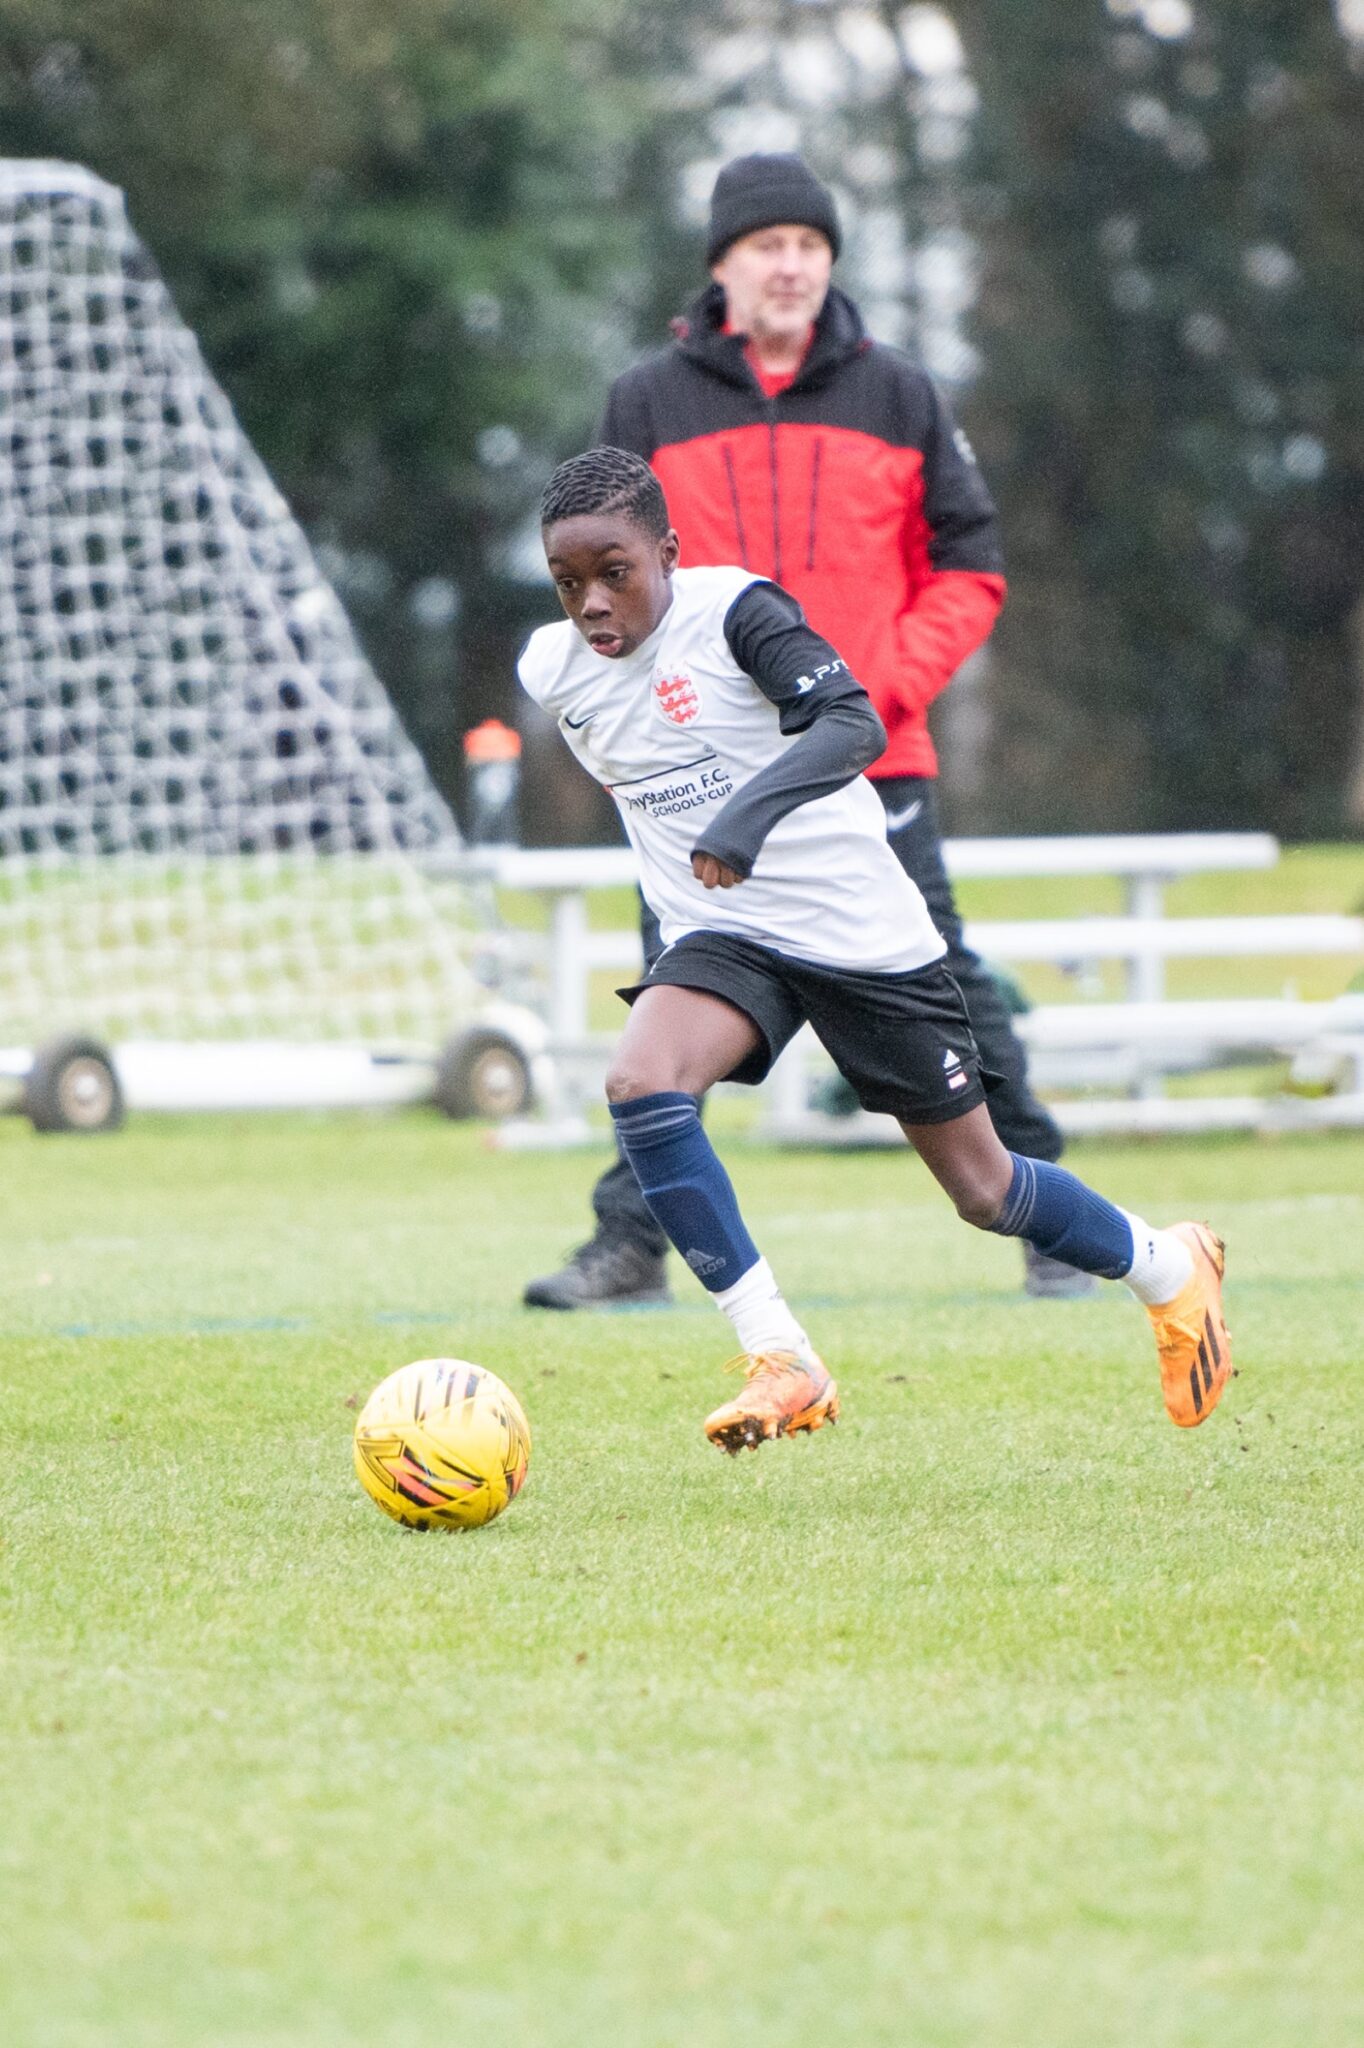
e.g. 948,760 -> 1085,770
706,152 -> 841,265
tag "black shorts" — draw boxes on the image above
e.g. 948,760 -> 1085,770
619,931 -> 998,1125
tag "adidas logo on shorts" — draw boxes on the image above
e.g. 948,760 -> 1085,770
942,1048 -> 968,1091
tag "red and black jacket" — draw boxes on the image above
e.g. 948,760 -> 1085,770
599,283 -> 1006,780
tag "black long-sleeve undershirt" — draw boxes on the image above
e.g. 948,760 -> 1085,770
689,582 -> 886,879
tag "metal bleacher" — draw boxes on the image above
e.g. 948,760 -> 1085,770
470,834 -> 1364,1143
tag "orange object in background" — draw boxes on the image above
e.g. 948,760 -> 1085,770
463,720 -> 521,843
463,719 -> 522,763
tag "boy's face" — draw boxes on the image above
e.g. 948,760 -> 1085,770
543,514 -> 680,659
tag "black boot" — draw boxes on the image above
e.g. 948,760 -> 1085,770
522,1234 -> 671,1310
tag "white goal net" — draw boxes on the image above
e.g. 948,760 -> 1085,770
0,159 -> 481,1048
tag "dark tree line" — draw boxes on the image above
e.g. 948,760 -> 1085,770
959,0 -> 1364,835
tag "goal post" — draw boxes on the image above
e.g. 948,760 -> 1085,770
0,160 -> 519,1108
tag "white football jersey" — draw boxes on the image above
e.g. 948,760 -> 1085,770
517,566 -> 945,973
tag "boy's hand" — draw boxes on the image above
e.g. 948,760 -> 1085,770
692,852 -> 745,890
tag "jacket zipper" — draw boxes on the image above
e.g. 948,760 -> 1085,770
806,436 -> 823,572
721,445 -> 750,568
767,413 -> 782,586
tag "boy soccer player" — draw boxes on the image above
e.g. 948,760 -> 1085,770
518,449 -> 1233,1454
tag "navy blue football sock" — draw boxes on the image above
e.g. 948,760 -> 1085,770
987,1153 -> 1135,1279
609,1091 -> 760,1292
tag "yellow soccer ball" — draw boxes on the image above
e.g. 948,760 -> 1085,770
353,1358 -> 531,1530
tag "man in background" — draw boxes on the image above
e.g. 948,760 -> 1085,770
525,151 -> 1090,1307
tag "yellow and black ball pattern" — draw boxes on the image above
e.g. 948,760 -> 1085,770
353,1358 -> 531,1530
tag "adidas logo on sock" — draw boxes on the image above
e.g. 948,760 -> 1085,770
684,1247 -> 726,1279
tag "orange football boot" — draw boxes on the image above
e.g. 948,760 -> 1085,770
1147,1222 -> 1233,1427
703,1348 -> 839,1455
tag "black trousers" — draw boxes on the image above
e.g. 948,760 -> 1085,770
591,775 -> 1064,1254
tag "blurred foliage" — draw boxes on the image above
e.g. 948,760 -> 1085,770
1,1 -> 1362,838
957,0 -> 1364,835
0,0 -> 652,806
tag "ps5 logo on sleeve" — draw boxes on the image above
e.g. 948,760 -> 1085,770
793,658 -> 847,695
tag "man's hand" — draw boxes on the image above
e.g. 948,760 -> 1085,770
692,851 -> 745,889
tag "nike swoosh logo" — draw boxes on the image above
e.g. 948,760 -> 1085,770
563,711 -> 595,730
884,798 -> 923,833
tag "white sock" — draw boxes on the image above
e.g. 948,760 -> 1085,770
713,1256 -> 811,1357
1119,1212 -> 1194,1306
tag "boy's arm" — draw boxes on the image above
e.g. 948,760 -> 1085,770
691,583 -> 886,881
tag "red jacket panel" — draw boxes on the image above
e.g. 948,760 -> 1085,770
600,285 -> 1006,779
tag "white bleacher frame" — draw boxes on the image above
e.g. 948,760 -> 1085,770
467,834 -> 1364,1142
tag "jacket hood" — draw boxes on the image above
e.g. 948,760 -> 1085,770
669,281 -> 869,394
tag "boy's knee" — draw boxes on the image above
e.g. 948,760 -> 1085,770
955,1186 -> 1004,1231
948,1158 -> 1013,1231
603,1061 -> 639,1105
605,1057 -> 672,1105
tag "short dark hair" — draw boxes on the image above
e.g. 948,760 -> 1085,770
539,447 -> 670,540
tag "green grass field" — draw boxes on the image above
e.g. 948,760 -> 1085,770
3,1110 -> 1363,2047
